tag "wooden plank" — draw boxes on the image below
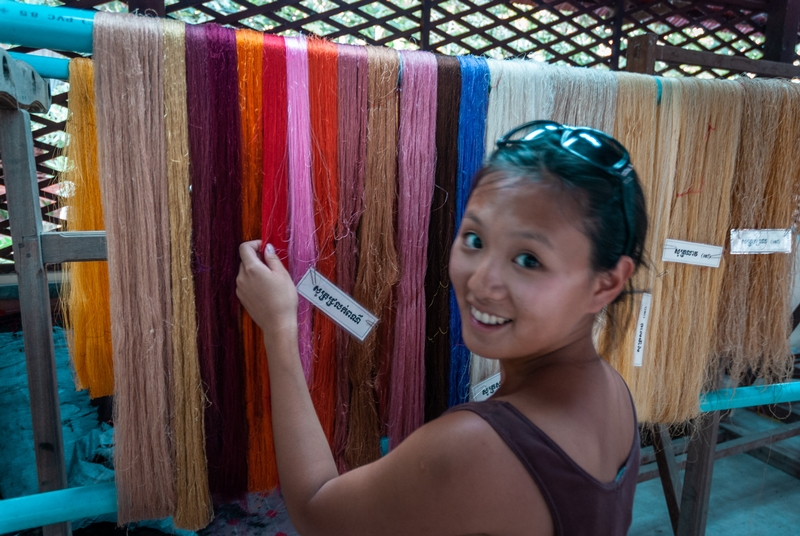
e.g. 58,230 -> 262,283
764,0 -> 800,63
642,435 -> 691,465
653,424 -> 682,534
40,232 -> 107,264
676,412 -> 720,536
655,45 -> 800,78
0,109 -> 71,536
626,33 -> 657,75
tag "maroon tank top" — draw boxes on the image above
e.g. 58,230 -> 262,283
447,399 -> 640,536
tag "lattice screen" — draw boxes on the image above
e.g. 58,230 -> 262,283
0,0 -> 785,271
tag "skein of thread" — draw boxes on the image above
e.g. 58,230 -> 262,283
162,19 -> 212,530
643,79 -> 743,424
716,80 -> 800,385
333,43 -> 368,472
252,33 -> 289,490
714,80 -> 782,384
59,58 -> 114,399
550,66 -> 617,133
235,28 -> 273,493
93,12 -> 175,522
308,38 -> 340,445
203,23 -> 248,500
285,35 -> 317,383
449,55 -> 489,407
387,50 -> 438,448
346,46 -> 400,468
596,72 -> 658,391
483,58 -> 554,158
424,55 -> 459,421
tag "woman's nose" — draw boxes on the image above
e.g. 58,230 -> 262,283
467,257 -> 507,301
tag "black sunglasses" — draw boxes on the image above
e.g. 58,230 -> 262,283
496,120 -> 637,258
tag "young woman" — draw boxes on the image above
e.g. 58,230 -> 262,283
236,120 -> 648,536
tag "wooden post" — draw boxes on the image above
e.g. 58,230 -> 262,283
421,0 -> 431,51
626,33 -> 657,74
676,412 -> 721,536
764,0 -> 800,63
0,109 -> 71,536
653,424 -> 682,535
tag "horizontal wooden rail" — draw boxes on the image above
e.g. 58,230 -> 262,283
40,231 -> 107,264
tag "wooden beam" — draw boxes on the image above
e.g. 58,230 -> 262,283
40,232 -> 107,264
0,109 -> 71,536
764,0 -> 800,63
655,45 -> 800,78
653,425 -> 682,535
626,33 -> 657,74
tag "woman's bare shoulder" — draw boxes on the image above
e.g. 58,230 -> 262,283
298,408 -> 551,536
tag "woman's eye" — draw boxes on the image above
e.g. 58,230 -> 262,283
514,253 -> 540,269
464,232 -> 482,249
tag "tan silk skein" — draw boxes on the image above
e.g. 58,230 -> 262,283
59,58 -> 115,399
163,19 -> 212,530
94,12 -> 176,522
642,79 -> 743,424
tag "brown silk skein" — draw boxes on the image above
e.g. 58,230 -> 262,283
345,46 -> 400,468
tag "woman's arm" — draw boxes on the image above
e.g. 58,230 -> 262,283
236,241 -> 545,536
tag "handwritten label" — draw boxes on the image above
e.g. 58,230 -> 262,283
662,239 -> 723,268
471,372 -> 501,402
730,229 -> 792,255
296,268 -> 378,342
633,293 -> 652,367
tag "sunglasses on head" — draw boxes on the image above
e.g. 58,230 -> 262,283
496,120 -> 637,258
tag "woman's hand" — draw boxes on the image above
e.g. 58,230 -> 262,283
236,240 -> 298,336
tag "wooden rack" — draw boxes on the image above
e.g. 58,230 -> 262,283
626,32 -> 800,536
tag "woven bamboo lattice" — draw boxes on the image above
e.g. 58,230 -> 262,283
0,0 -> 787,271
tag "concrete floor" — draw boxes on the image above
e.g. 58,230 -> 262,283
631,452 -> 800,535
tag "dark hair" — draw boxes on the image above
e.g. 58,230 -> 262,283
471,131 -> 649,341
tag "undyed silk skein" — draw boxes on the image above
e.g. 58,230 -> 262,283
643,79 -> 743,424
482,58 -> 554,158
387,50 -> 438,449
59,58 -> 114,399
449,55 -> 489,407
424,55 -> 459,422
163,20 -> 212,529
308,38 -> 340,445
550,66 -> 617,133
285,35 -> 318,383
93,12 -> 175,522
596,72 -> 658,392
346,46 -> 400,468
253,34 -> 290,490
714,79 -> 782,384
334,43 -> 368,472
716,80 -> 800,385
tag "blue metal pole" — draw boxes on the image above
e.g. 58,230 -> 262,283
700,380 -> 800,412
0,482 -> 118,533
8,51 -> 70,81
0,0 -> 95,54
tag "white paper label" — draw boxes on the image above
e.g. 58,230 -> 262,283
296,268 -> 378,342
662,239 -> 723,268
471,372 -> 501,402
730,229 -> 792,255
633,293 -> 652,367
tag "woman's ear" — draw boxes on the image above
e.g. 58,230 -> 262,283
588,256 -> 635,313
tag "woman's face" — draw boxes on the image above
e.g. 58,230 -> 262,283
449,173 -> 608,361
